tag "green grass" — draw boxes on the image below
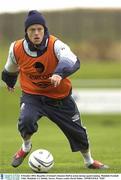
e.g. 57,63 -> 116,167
70,61 -> 121,79
0,88 -> 121,173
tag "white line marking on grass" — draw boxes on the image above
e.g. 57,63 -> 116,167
73,88 -> 121,114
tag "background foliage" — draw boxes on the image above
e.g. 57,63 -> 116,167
0,9 -> 121,61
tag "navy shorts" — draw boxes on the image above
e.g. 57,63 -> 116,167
18,92 -> 89,152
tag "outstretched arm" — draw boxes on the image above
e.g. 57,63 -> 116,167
1,42 -> 19,91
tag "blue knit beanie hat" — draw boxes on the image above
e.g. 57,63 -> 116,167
25,10 -> 47,31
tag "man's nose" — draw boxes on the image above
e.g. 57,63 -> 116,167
35,29 -> 39,34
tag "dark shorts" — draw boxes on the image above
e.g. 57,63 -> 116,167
18,92 -> 89,152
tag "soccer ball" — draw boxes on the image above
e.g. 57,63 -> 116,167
28,149 -> 54,173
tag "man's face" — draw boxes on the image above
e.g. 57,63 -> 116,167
27,24 -> 44,45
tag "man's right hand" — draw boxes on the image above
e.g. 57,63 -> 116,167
7,86 -> 15,92
1,70 -> 18,91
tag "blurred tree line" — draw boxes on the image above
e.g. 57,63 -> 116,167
0,9 -> 121,61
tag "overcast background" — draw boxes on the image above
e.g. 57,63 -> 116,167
0,0 -> 121,13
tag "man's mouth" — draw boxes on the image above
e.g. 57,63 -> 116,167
34,37 -> 40,40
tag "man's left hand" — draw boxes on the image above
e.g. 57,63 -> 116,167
49,74 -> 62,87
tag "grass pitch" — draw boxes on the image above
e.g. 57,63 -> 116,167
0,88 -> 121,173
0,50 -> 120,173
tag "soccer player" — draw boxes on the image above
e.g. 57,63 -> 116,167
1,10 -> 108,169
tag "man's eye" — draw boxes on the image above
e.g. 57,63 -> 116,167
38,28 -> 44,31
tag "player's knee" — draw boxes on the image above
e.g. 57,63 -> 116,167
18,114 -> 38,136
21,114 -> 33,126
